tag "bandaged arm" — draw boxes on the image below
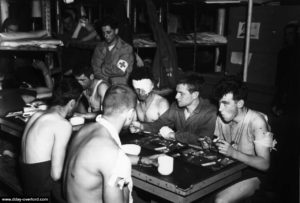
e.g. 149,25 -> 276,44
230,118 -> 273,171
103,150 -> 131,203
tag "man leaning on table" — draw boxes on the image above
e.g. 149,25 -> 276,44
20,77 -> 82,199
213,75 -> 276,203
130,73 -> 217,145
63,84 -> 158,203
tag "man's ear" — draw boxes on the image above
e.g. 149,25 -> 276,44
90,74 -> 94,80
126,108 -> 135,122
68,99 -> 76,109
192,91 -> 199,99
115,28 -> 119,35
237,100 -> 244,108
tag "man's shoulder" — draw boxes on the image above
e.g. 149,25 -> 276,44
169,102 -> 179,110
202,99 -> 217,113
36,112 -> 70,126
155,94 -> 168,104
118,38 -> 133,50
75,123 -> 118,149
94,41 -> 107,50
247,109 -> 269,127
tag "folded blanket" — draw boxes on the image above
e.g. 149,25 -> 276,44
0,39 -> 63,48
0,30 -> 49,41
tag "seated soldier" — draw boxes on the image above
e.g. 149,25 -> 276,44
58,9 -> 98,45
20,77 -> 82,198
91,16 -> 134,85
213,76 -> 276,203
131,67 -> 169,122
73,65 -> 109,119
130,73 -> 217,145
63,84 -> 158,203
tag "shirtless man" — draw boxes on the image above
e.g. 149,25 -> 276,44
73,65 -> 109,118
213,76 -> 276,203
20,77 -> 82,197
131,67 -> 169,122
64,84 -> 158,203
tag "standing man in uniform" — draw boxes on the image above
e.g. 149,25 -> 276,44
20,77 -> 82,198
91,16 -> 134,85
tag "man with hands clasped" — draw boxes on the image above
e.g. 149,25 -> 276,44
130,73 -> 217,145
213,76 -> 276,203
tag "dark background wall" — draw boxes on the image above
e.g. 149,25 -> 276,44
226,5 -> 300,86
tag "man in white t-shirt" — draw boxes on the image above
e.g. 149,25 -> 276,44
213,76 -> 276,203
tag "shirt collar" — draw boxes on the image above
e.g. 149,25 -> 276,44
175,97 -> 205,114
105,37 -> 121,50
97,117 -> 121,147
193,97 -> 205,114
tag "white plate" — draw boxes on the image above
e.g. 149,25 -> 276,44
70,116 -> 85,126
121,144 -> 141,155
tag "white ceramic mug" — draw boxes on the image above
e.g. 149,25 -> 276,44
158,155 -> 174,175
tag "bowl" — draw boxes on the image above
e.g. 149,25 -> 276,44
69,116 -> 85,126
121,144 -> 141,155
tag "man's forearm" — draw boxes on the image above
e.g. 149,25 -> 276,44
231,150 -> 270,171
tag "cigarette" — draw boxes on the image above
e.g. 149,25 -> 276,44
213,137 -> 220,142
189,144 -> 202,149
154,146 -> 167,151
201,161 -> 216,167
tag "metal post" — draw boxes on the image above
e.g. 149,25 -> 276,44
126,0 -> 131,20
56,0 -> 60,34
215,8 -> 226,72
133,6 -> 137,33
193,0 -> 198,71
243,0 -> 253,82
42,0 -> 51,36
0,0 -> 9,24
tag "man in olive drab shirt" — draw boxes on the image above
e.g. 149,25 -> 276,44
91,16 -> 134,85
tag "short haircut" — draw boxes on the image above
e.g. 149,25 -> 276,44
51,76 -> 83,106
103,84 -> 137,116
100,16 -> 119,29
214,75 -> 248,102
73,65 -> 93,78
177,72 -> 205,95
130,67 -> 154,81
62,9 -> 76,21
94,16 -> 118,37
1,18 -> 18,32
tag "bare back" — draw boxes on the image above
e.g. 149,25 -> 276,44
21,110 -> 72,180
136,94 -> 169,122
64,123 -> 131,203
